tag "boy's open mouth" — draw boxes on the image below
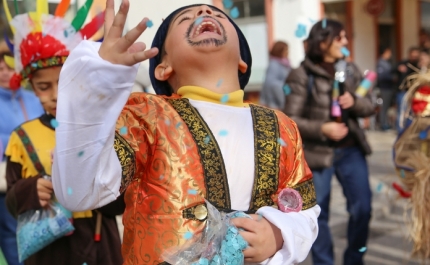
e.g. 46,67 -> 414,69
191,18 -> 222,39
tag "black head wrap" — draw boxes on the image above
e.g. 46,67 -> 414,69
149,4 -> 252,95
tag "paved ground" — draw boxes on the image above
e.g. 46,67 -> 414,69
116,130 -> 428,265
301,130 -> 428,265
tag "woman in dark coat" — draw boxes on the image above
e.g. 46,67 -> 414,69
284,20 -> 375,265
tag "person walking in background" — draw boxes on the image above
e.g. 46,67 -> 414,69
285,19 -> 374,265
0,42 -> 43,265
259,41 -> 292,110
418,48 -> 430,73
396,47 -> 420,132
376,47 -> 395,131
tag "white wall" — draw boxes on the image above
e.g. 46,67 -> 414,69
272,0 -> 321,68
400,0 -> 418,58
352,0 -> 376,72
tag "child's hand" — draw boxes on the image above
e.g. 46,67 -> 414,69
99,0 -> 159,66
37,178 -> 53,207
232,214 -> 283,263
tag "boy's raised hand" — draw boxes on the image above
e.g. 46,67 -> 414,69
99,0 -> 159,66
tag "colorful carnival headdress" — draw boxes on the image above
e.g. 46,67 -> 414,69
2,0 -> 105,89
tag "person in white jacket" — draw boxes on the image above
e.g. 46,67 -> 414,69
52,1 -> 320,264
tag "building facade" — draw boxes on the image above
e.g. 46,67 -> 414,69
1,0 -> 428,98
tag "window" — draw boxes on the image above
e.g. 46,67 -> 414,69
232,0 -> 265,19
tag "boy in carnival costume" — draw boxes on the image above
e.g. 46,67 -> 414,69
3,0 -> 124,264
52,0 -> 320,264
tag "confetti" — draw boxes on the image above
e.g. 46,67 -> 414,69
230,7 -> 240,19
220,94 -> 229,104
184,231 -> 193,240
82,263 -> 88,265
419,130 -> 427,139
204,136 -> 210,144
376,182 -> 383,192
31,62 -> 38,68
194,17 -> 204,26
64,30 -> 68,37
146,20 -> 153,28
341,47 -> 350,57
222,0 -> 233,9
283,84 -> 291,95
188,189 -> 198,195
78,151 -> 84,157
294,23 -> 307,38
176,122 -> 181,129
159,175 -> 164,180
67,187 -> 73,195
219,130 -> 228,136
322,18 -> 327,29
50,118 -> 59,128
400,169 -> 405,179
277,138 -> 286,146
165,119 -> 171,126
358,247 -> 367,252
216,78 -> 223,87
119,126 -> 128,135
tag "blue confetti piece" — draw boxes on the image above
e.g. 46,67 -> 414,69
64,30 -> 68,37
159,175 -> 164,180
31,62 -> 38,68
184,231 -> 193,240
119,126 -> 127,135
223,0 -> 233,9
82,263 -> 88,265
400,170 -> 405,179
204,136 -> 210,144
194,17 -> 204,26
359,247 -> 367,252
341,47 -> 350,57
78,151 -> 84,157
188,189 -> 198,195
165,119 -> 171,126
221,94 -> 229,104
294,23 -> 307,38
176,122 -> 181,129
419,130 -> 427,139
376,182 -> 383,192
50,118 -> 59,128
283,84 -> 291,95
230,7 -> 240,19
216,78 -> 223,87
67,187 -> 73,195
277,138 -> 286,146
219,130 -> 228,136
322,18 -> 327,29
146,20 -> 153,28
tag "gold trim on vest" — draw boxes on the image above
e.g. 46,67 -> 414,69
114,132 -> 136,193
248,105 -> 280,212
167,98 -> 231,210
292,179 -> 317,210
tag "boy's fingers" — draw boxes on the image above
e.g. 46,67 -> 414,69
125,48 -> 159,66
107,0 -> 129,42
117,18 -> 149,52
104,0 -> 115,37
232,218 -> 258,233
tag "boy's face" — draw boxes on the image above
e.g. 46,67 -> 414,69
30,66 -> 61,117
0,60 -> 15,89
162,5 -> 242,74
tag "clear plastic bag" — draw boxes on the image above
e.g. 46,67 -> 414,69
162,201 -> 251,265
16,201 -> 75,262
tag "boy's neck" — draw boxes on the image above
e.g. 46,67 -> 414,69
172,56 -> 243,94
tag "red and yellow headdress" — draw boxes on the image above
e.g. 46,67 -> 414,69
3,0 -> 105,90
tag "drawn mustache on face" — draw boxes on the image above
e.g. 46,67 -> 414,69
185,16 -> 228,47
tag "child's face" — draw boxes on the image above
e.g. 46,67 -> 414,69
0,60 -> 14,89
30,66 -> 61,117
162,5 -> 242,71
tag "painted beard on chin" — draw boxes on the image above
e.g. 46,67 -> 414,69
185,16 -> 228,47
